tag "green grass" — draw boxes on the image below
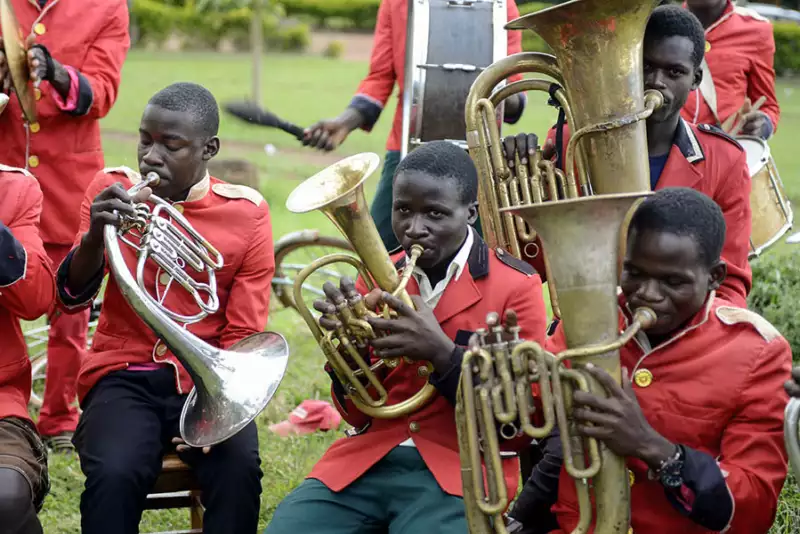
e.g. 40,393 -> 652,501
31,49 -> 800,532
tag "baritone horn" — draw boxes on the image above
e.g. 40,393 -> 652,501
105,172 -> 290,448
286,153 -> 436,419
457,1 -> 664,533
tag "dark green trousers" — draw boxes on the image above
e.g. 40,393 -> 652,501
370,151 -> 484,253
264,447 -> 468,534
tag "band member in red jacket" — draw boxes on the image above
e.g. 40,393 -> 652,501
55,83 -> 274,534
0,167 -> 55,534
531,5 -> 750,306
265,141 -> 548,534
683,0 -> 779,138
301,0 -> 527,253
0,0 -> 130,450
548,187 -> 790,534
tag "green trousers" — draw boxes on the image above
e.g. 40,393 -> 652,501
371,151 -> 484,253
264,447 -> 468,534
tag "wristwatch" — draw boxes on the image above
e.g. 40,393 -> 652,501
652,445 -> 684,489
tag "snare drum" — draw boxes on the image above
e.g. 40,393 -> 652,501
739,136 -> 793,258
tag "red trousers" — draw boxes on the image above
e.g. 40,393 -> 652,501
37,243 -> 89,437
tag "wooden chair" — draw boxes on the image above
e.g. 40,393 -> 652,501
142,453 -> 204,534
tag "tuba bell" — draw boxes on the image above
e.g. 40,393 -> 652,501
457,1 -> 664,533
105,172 -> 290,448
286,153 -> 436,419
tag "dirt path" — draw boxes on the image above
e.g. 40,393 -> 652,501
102,129 -> 343,170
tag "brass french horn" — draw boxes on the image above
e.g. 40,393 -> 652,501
105,172 -> 290,448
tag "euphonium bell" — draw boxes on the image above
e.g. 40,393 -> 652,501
105,172 -> 290,448
286,153 -> 436,419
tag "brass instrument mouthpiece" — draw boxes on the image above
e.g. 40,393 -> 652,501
144,172 -> 161,188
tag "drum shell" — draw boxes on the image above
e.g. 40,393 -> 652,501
739,136 -> 793,258
401,0 -> 507,158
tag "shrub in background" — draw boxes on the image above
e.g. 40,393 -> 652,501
131,0 -> 310,52
324,40 -> 346,59
774,22 -> 800,77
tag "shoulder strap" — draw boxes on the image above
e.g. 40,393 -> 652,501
495,247 -> 535,276
715,306 -> 781,343
0,163 -> 32,177
103,165 -> 141,184
698,58 -> 722,126
695,123 -> 744,150
211,182 -> 265,206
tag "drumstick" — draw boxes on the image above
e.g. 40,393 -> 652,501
727,96 -> 767,137
223,100 -> 306,140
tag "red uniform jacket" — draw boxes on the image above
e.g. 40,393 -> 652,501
349,0 -> 524,152
0,166 -> 55,422
308,237 -> 548,500
548,294 -> 791,534
543,119 -> 751,306
55,167 -> 275,400
0,0 -> 129,246
682,1 -> 780,134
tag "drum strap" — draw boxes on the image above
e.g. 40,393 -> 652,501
697,58 -> 722,126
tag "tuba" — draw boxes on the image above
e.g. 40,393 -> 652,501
105,172 -> 290,448
286,153 -> 435,419
457,1 -> 663,533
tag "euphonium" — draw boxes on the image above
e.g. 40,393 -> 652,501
286,153 -> 436,419
105,172 -> 290,448
785,399 -> 800,481
457,1 -> 664,533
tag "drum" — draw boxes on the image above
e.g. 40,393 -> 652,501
401,0 -> 507,158
739,136 -> 793,258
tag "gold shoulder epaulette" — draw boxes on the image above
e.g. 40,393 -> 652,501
0,163 -> 33,177
716,306 -> 781,343
103,165 -> 141,184
733,5 -> 770,23
211,182 -> 265,207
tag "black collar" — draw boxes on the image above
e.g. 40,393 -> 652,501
673,118 -> 705,164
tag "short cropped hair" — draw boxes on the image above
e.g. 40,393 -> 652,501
645,5 -> 706,68
148,82 -> 220,137
394,141 -> 478,204
628,187 -> 726,267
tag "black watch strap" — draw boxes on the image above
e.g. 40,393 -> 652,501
652,445 -> 684,489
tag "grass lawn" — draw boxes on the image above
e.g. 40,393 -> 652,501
31,49 -> 800,532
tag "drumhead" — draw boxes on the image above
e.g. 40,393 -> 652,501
737,136 -> 769,176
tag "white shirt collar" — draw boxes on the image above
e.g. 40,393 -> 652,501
408,227 -> 474,309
